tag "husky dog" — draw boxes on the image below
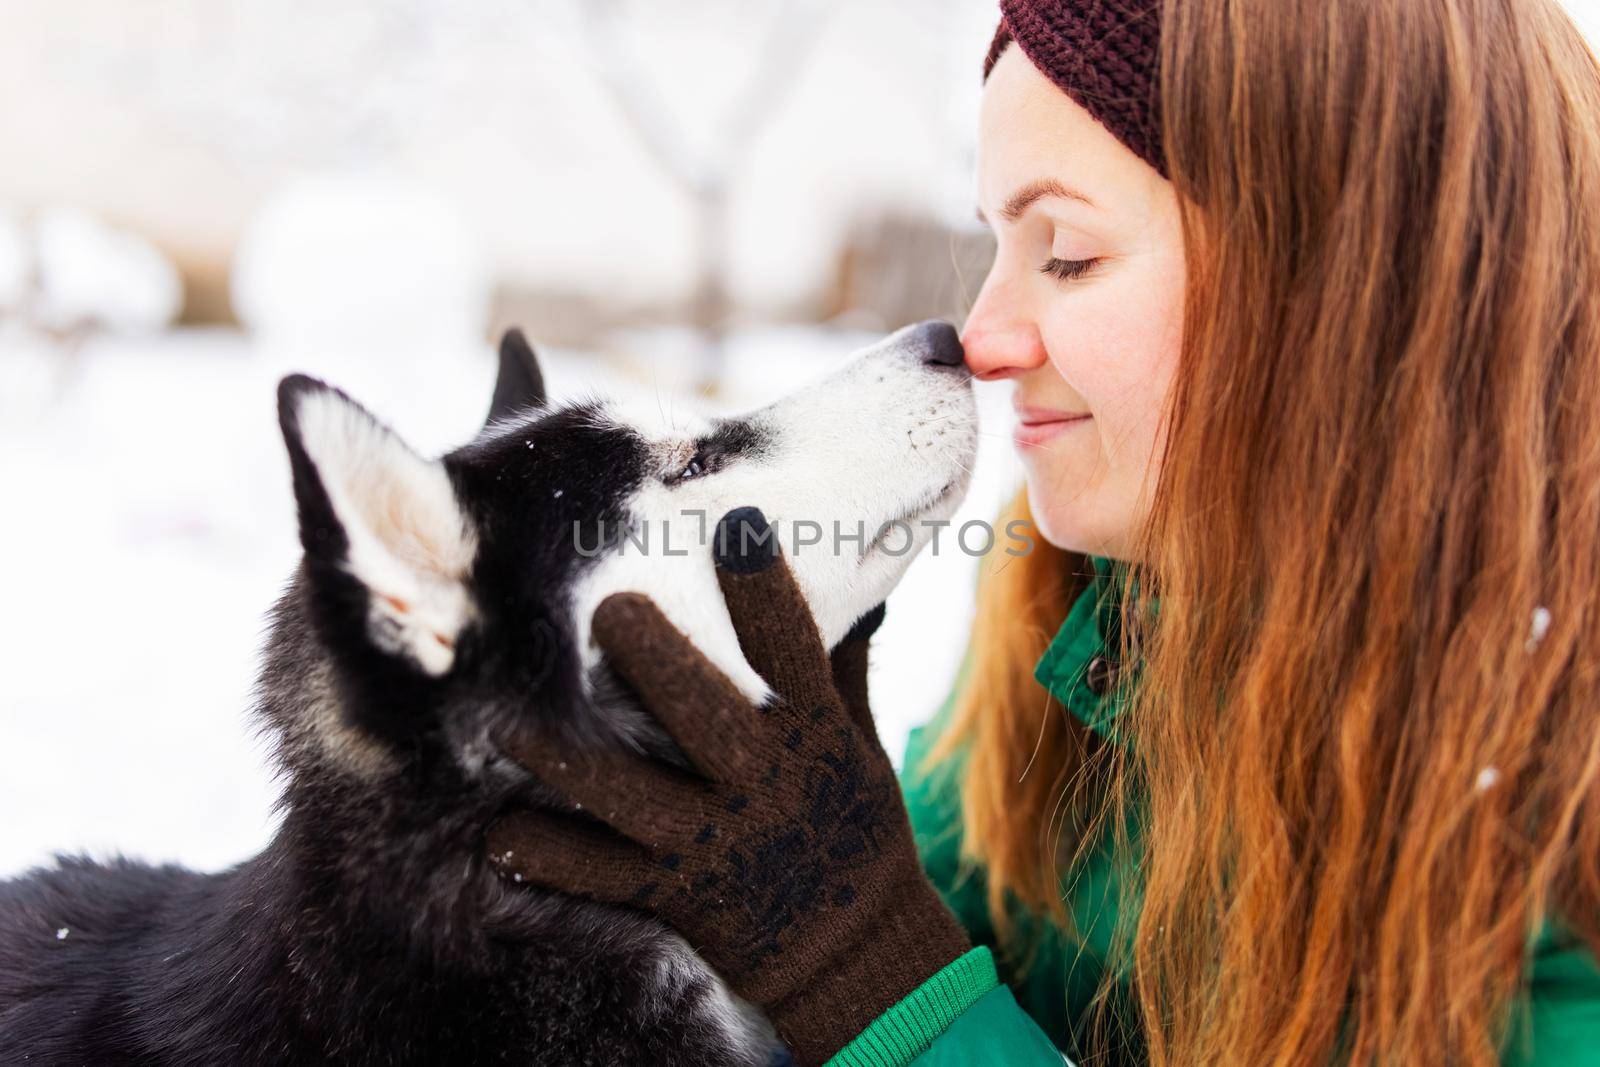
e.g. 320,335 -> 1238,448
0,322 -> 975,1065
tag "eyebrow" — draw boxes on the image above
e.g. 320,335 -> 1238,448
978,178 -> 1096,225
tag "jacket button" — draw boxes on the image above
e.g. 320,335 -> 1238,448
1085,656 -> 1118,696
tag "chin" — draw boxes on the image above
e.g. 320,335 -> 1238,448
1024,483 -> 1133,561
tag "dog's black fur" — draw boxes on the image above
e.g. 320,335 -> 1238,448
0,330 -> 772,1066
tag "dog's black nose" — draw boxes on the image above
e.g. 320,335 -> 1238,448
908,320 -> 966,369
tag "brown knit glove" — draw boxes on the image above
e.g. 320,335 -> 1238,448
487,507 -> 971,1066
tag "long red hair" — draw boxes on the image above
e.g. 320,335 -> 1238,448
933,1 -> 1600,1063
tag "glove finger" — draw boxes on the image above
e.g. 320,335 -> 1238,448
712,507 -> 837,715
487,809 -> 653,906
829,604 -> 885,742
499,729 -> 719,848
591,592 -> 767,783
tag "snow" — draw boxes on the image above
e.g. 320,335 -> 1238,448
0,209 -> 27,314
0,207 -> 183,335
1528,605 -> 1552,651
0,326 -> 1018,879
31,208 -> 183,333
232,173 -> 490,358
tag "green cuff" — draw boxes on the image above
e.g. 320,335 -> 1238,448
824,946 -> 1000,1067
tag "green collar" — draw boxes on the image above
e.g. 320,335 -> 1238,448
1033,555 -> 1140,740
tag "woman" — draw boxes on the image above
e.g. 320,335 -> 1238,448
490,0 -> 1600,1063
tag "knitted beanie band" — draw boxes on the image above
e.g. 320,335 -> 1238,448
984,0 -> 1166,176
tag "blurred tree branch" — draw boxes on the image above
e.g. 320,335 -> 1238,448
580,0 -> 834,392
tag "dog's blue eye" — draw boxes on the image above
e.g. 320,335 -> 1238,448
666,449 -> 713,485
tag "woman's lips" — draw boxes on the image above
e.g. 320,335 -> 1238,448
1013,406 -> 1092,449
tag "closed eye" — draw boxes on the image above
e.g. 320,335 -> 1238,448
1040,256 -> 1099,282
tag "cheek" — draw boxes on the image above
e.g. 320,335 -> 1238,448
1038,277 -> 1183,469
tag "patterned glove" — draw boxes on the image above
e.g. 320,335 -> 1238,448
487,507 -> 971,1066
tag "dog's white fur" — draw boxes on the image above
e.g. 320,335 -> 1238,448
572,323 -> 976,703
293,388 -> 478,676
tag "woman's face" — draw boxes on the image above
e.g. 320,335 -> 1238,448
964,45 -> 1186,560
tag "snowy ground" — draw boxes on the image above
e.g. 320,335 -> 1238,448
0,326 -> 1020,878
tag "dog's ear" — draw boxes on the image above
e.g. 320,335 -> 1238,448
486,327 -> 546,425
278,375 -> 476,677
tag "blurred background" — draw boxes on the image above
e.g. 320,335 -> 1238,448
5,0 -> 1600,879
0,0 -> 1012,878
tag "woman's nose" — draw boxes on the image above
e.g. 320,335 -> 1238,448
960,277 -> 1050,380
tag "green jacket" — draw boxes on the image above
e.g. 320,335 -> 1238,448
826,556 -> 1600,1067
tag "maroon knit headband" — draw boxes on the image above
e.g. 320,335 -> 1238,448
984,0 -> 1166,176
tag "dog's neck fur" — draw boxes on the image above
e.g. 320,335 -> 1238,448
254,573 -> 515,956
137,589 -> 508,1050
